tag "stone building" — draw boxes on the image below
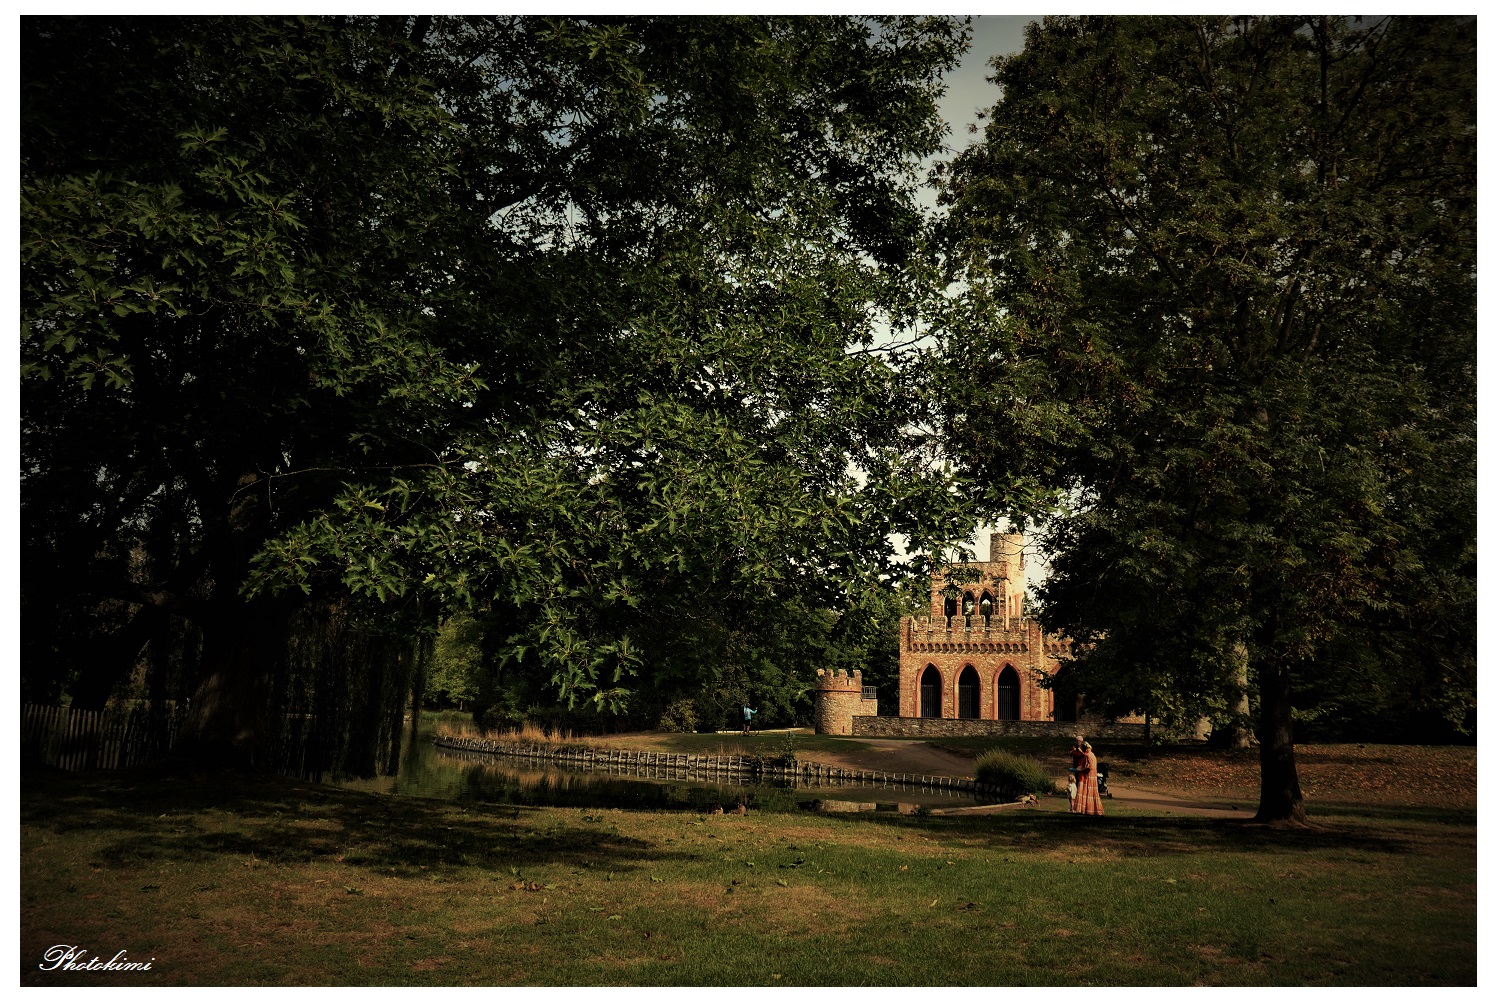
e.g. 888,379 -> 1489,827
808,532 -> 1152,738
895,532 -> 1075,722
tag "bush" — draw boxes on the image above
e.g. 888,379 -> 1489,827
974,749 -> 1057,799
656,698 -> 700,733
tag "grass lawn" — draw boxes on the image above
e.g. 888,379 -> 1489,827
21,753 -> 1475,986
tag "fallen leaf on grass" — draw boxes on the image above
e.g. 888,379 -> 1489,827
345,886 -> 362,895
776,879 -> 788,887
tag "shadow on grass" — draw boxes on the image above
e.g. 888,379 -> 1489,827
796,805 -> 1449,858
21,763 -> 694,880
1296,802 -> 1477,826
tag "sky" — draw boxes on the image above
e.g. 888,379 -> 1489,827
921,16 -> 1047,571
935,15 -> 1035,161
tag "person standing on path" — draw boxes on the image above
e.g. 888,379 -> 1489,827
742,704 -> 757,734
1068,735 -> 1087,813
1075,740 -> 1105,816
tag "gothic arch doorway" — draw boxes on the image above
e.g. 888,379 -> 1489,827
920,665 -> 942,718
958,665 -> 980,719
996,665 -> 1021,721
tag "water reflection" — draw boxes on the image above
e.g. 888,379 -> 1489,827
330,729 -> 987,814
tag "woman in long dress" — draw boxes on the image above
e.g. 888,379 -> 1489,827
1075,741 -> 1105,816
1068,736 -> 1088,813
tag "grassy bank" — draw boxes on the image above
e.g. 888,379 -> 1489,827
21,763 -> 1474,986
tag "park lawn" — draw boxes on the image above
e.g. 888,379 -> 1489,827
21,764 -> 1474,986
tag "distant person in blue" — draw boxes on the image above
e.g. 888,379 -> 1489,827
742,704 -> 758,734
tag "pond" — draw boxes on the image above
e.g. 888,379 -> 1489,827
330,725 -> 989,814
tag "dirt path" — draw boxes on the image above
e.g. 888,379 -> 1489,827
801,739 -> 1248,819
610,732 -> 1248,818
797,738 -> 976,778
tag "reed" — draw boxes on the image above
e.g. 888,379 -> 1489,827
432,719 -> 604,748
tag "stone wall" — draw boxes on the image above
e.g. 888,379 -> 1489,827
898,615 -> 1058,720
851,715 -> 1146,741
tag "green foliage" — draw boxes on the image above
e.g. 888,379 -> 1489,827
21,16 -> 979,740
973,749 -> 1057,798
426,616 -> 485,710
941,16 -> 1475,815
655,699 -> 700,734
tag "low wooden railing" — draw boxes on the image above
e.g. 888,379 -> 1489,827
21,703 -> 185,771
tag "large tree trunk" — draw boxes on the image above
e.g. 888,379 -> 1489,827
176,595 -> 290,769
1253,655 -> 1307,823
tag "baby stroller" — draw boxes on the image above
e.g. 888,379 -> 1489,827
1096,761 -> 1113,798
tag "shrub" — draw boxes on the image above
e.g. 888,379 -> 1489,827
657,698 -> 700,733
974,749 -> 1057,799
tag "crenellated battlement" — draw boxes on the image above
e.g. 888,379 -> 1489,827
912,613 -> 1028,634
814,668 -> 863,692
811,532 -> 1083,735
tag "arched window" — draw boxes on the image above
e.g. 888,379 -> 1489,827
979,592 -> 994,618
997,666 -> 1021,721
962,592 -> 976,616
958,666 -> 980,719
943,595 -> 957,619
920,665 -> 942,718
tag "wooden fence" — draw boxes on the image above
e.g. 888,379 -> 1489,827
21,703 -> 407,781
21,703 -> 185,772
431,734 -> 1011,799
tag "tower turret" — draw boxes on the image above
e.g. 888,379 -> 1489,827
813,668 -> 873,735
988,532 -> 1027,618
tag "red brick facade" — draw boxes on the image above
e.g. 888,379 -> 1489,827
897,533 -> 1075,722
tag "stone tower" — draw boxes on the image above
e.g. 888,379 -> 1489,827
813,668 -> 873,736
989,531 -> 1027,601
904,531 -> 1065,721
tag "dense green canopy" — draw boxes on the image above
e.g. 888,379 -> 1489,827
21,15 -> 975,763
940,15 -> 1475,820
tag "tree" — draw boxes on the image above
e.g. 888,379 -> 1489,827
939,16 -> 1475,822
426,615 -> 485,712
22,16 -> 977,765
